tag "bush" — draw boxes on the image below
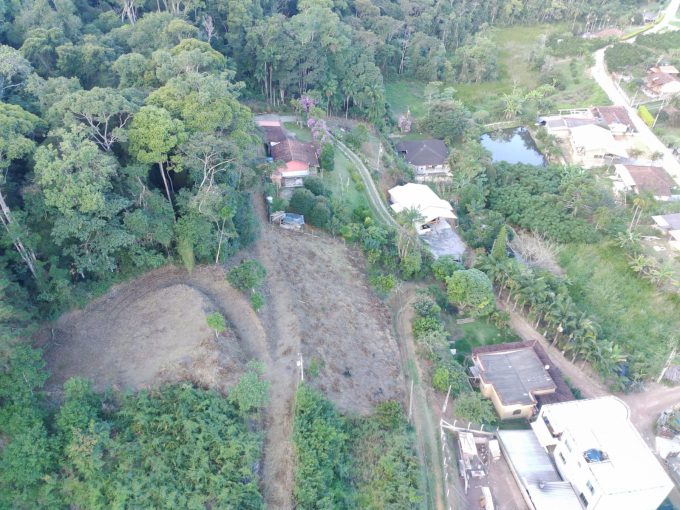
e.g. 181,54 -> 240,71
412,294 -> 441,318
369,273 -> 396,297
345,124 -> 368,149
250,292 -> 264,311
453,392 -> 496,424
227,259 -> 266,291
446,269 -> 495,317
308,196 -> 332,228
319,143 -> 335,171
304,176 -> 329,197
288,188 -> 317,217
412,315 -> 444,339
431,256 -> 462,281
432,359 -> 471,395
374,401 -> 404,430
639,105 -> 654,127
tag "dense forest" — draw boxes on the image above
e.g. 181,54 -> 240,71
0,0 -> 656,507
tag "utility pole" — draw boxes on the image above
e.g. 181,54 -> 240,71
657,345 -> 677,383
376,143 -> 383,173
407,379 -> 414,423
296,352 -> 304,382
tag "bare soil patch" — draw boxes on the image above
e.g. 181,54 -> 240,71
41,266 -> 268,398
263,229 -> 405,414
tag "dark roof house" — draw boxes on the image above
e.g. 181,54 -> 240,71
255,119 -> 287,144
471,341 -> 573,419
396,139 -> 449,167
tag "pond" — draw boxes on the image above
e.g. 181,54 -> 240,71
480,127 -> 546,166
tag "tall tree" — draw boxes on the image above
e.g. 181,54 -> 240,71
0,104 -> 41,278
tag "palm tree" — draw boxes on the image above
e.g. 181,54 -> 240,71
396,207 -> 424,261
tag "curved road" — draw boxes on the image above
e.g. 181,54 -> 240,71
590,0 -> 680,179
333,137 -> 398,228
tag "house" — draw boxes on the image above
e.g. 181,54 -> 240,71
395,139 -> 451,182
255,119 -> 287,156
270,139 -> 319,189
590,106 -> 636,135
388,183 -> 456,229
614,164 -> 677,200
645,69 -> 680,97
541,114 -> 599,139
644,12 -> 658,23
387,183 -> 465,260
529,397 -> 673,510
470,341 -> 571,420
569,124 -> 627,168
658,65 -> 679,76
652,212 -> 680,250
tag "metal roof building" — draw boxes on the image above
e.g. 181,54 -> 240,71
498,429 -> 583,510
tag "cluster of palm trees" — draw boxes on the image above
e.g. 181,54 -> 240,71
478,255 -> 627,376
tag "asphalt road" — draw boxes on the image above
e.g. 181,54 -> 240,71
589,0 -> 680,179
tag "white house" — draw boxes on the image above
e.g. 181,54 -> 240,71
388,183 -> 465,260
530,397 -> 673,510
569,125 -> 627,168
614,164 -> 678,201
388,183 -> 456,231
652,212 -> 680,250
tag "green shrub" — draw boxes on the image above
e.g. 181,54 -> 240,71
369,272 -> 396,297
250,292 -> 264,311
412,294 -> 441,318
227,259 -> 266,291
446,269 -> 495,317
432,359 -> 471,395
431,256 -> 462,281
639,105 -> 654,127
453,392 -> 496,424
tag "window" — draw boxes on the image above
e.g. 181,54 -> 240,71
586,480 -> 595,495
558,452 -> 566,464
579,493 -> 589,507
512,409 -> 522,416
564,439 -> 572,452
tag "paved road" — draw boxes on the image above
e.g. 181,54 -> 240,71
646,0 -> 680,35
590,48 -> 680,179
589,0 -> 680,179
333,137 -> 399,228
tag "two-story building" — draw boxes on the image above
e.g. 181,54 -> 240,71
395,139 -> 451,182
528,397 -> 673,510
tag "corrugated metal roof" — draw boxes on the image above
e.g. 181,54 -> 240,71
498,430 -> 582,510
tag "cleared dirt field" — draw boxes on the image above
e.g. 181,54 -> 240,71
41,267 -> 266,397
42,195 -> 405,508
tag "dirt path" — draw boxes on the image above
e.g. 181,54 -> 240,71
501,301 -> 680,441
252,197 -> 300,510
390,286 -> 447,510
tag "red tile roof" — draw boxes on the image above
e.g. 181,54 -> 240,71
270,139 -> 319,167
624,165 -> 676,197
591,106 -> 636,132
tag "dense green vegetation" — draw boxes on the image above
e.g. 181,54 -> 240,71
0,0 -> 663,503
293,385 -> 421,509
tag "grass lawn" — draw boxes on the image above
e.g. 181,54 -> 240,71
384,81 -> 427,119
283,121 -> 312,142
384,23 -> 609,124
442,314 -> 518,358
323,149 -> 369,211
559,241 -> 680,379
